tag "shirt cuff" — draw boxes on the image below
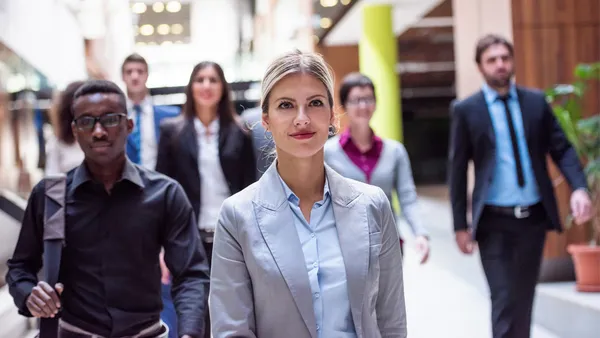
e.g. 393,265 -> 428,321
14,281 -> 36,317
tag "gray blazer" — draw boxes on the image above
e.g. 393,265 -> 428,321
240,107 -> 274,178
324,136 -> 428,237
209,163 -> 407,338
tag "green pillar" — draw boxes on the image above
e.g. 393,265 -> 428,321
359,4 -> 402,142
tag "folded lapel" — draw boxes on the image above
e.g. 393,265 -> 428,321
253,163 -> 317,338
326,165 -> 367,336
515,87 -> 533,143
180,118 -> 199,164
476,90 -> 496,147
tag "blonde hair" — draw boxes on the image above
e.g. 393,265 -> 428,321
260,50 -> 335,116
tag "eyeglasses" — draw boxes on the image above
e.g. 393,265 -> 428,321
346,97 -> 376,106
73,113 -> 127,131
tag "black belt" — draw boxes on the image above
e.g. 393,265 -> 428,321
484,202 -> 544,219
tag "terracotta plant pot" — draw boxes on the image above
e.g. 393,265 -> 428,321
567,244 -> 600,292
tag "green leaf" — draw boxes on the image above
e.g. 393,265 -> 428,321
553,106 -> 580,149
575,64 -> 599,80
564,98 -> 582,121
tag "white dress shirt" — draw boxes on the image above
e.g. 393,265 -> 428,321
127,96 -> 157,170
194,118 -> 230,230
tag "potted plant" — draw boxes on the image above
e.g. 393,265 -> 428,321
546,62 -> 600,292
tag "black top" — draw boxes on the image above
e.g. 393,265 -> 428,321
156,116 -> 256,218
6,159 -> 210,337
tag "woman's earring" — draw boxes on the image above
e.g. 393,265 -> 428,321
328,125 -> 336,136
264,129 -> 273,141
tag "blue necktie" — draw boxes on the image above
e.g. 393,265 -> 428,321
130,104 -> 142,164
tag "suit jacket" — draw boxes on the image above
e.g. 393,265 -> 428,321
209,163 -> 407,338
448,86 -> 587,235
240,107 -> 274,178
126,105 -> 180,160
155,115 -> 256,218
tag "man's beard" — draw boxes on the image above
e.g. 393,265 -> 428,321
486,72 -> 513,88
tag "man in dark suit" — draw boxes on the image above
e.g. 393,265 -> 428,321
448,34 -> 593,338
121,53 -> 180,171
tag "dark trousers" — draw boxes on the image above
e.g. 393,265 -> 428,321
204,242 -> 214,338
476,208 -> 547,338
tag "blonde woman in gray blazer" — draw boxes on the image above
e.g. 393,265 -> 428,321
209,51 -> 407,338
324,73 -> 430,264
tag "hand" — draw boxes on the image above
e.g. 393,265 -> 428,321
26,281 -> 63,318
414,235 -> 430,264
159,250 -> 171,284
570,189 -> 593,225
455,229 -> 476,254
181,336 -> 192,338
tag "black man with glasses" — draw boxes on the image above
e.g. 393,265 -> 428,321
6,80 -> 210,338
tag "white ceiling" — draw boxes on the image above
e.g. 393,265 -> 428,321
323,0 -> 444,46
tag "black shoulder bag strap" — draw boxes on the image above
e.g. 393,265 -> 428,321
39,174 -> 67,338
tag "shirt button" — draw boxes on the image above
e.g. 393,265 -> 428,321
315,293 -> 320,299
313,262 -> 318,268
311,233 -> 315,238
316,325 -> 320,331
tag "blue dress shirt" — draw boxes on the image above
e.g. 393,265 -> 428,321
277,173 -> 357,338
482,83 -> 540,206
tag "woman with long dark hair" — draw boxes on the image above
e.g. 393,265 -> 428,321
45,81 -> 85,174
155,61 -> 255,338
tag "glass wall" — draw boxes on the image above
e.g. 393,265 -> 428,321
0,42 -> 51,196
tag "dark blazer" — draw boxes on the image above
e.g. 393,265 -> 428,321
126,105 -> 180,160
448,86 -> 587,235
155,115 -> 256,217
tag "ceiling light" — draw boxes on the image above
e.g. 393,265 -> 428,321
140,24 -> 154,36
157,24 -> 170,35
175,40 -> 183,44
320,17 -> 332,29
341,0 -> 351,5
166,1 -> 182,13
313,35 -> 320,44
132,3 -> 147,14
171,23 -> 184,35
136,42 -> 147,46
162,41 -> 173,46
148,41 -> 157,46
320,0 -> 337,8
153,2 -> 165,13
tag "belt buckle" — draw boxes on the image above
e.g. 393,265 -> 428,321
514,206 -> 530,219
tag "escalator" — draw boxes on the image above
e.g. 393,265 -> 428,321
0,191 -> 37,337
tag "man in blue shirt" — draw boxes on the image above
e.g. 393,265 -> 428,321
448,34 -> 593,338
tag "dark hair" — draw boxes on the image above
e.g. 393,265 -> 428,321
182,61 -> 236,126
54,81 -> 84,144
122,53 -> 148,73
339,72 -> 376,108
475,34 -> 514,64
72,80 -> 128,114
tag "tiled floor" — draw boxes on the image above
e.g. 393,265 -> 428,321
400,192 -> 560,338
